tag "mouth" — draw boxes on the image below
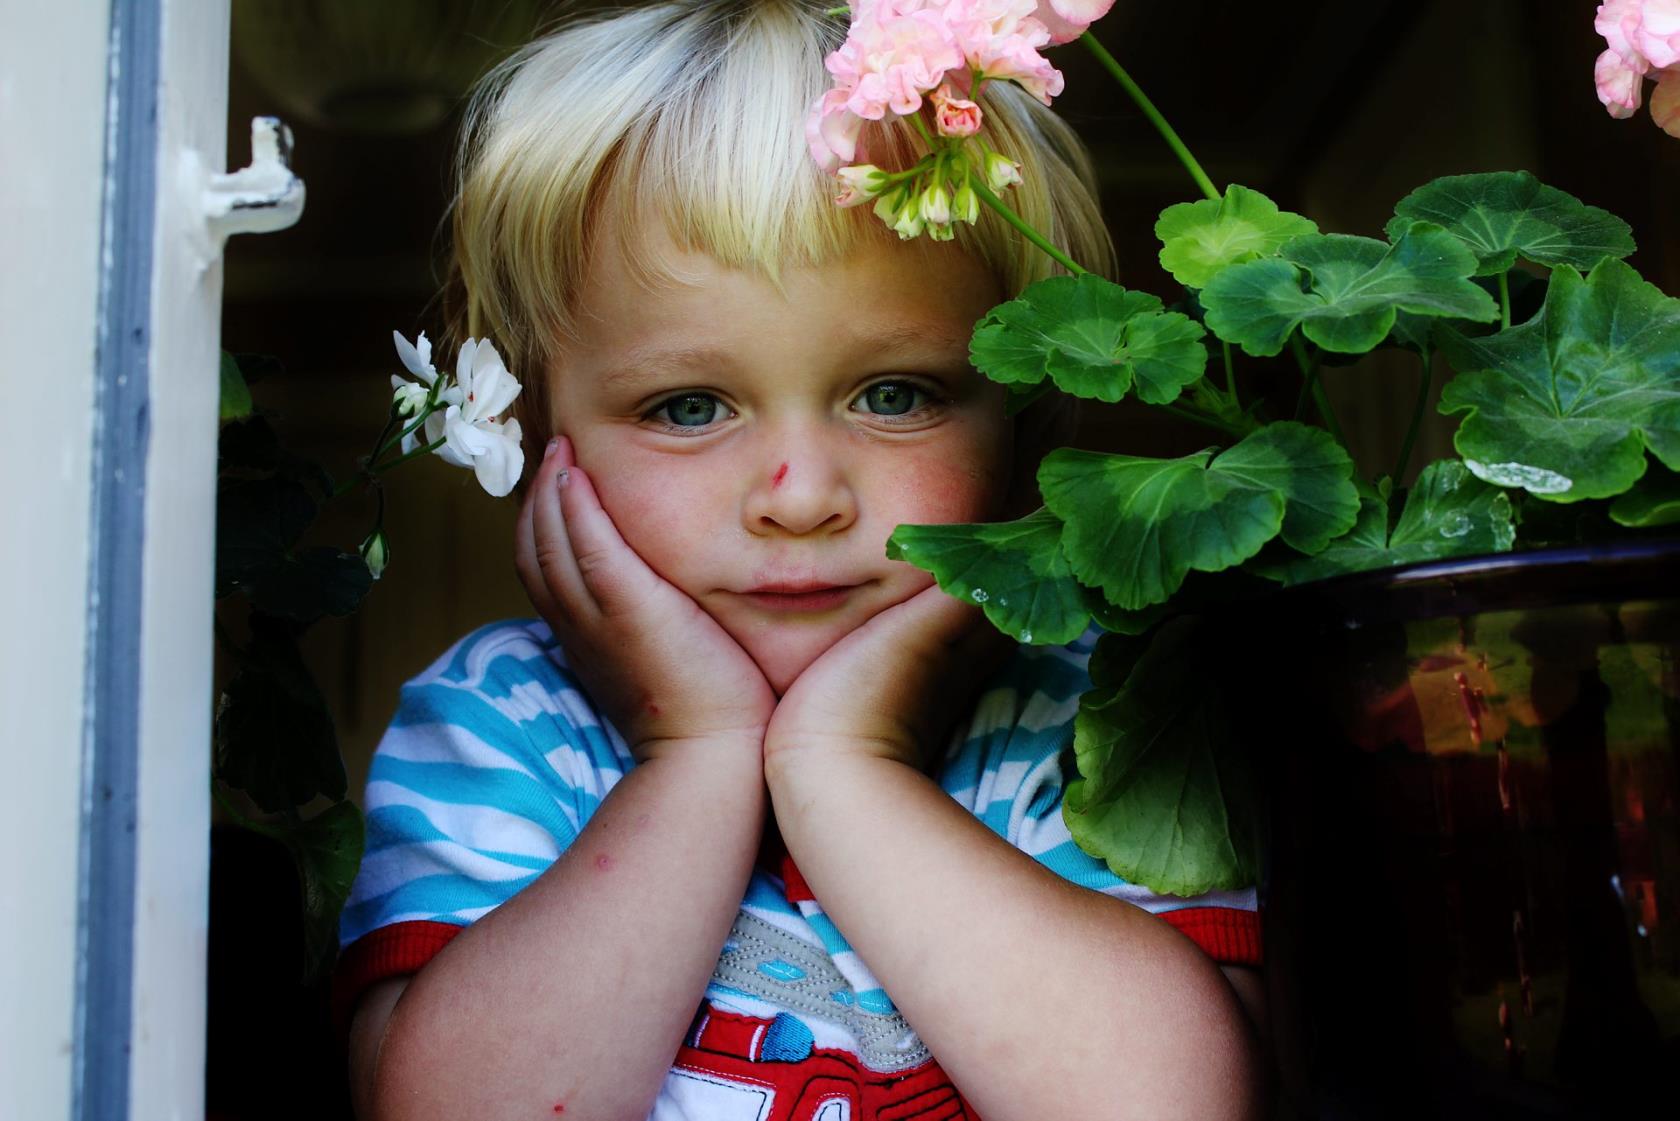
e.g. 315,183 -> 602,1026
738,581 -> 862,613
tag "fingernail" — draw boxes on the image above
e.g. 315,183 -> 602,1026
544,437 -> 559,460
557,468 -> 570,489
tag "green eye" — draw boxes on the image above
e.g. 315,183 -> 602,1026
657,393 -> 721,427
857,381 -> 922,416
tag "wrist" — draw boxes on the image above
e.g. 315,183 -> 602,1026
762,733 -> 911,792
634,729 -> 765,766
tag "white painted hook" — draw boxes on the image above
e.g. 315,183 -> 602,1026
202,116 -> 306,242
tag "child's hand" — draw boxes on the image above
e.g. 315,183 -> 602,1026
516,436 -> 776,761
763,581 -> 1012,775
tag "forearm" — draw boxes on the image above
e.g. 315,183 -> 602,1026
766,751 -> 1262,1121
372,741 -> 765,1121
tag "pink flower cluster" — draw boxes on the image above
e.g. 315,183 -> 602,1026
807,0 -> 1113,174
1595,0 -> 1680,137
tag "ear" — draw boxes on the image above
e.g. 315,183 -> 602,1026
1002,390 -> 1078,519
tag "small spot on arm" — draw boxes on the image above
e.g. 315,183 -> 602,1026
771,462 -> 789,488
646,701 -> 661,716
553,1103 -> 566,1113
595,854 -> 613,872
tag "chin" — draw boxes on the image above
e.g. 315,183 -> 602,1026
748,630 -> 835,697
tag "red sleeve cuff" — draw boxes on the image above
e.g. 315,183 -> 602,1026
1158,906 -> 1263,967
331,921 -> 465,1043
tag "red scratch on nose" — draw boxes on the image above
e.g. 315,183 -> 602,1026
771,463 -> 789,488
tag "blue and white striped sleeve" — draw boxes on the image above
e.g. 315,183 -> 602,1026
333,620 -> 633,1022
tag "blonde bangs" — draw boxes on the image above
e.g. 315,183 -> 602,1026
448,0 -> 1116,446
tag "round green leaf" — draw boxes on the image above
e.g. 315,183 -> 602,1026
1155,183 -> 1318,289
214,618 -> 347,812
1254,461 -> 1516,585
1207,421 -> 1360,554
219,351 -> 254,423
1064,622 -> 1259,897
1039,446 -> 1284,611
1388,171 -> 1635,276
1203,225 -> 1498,357
886,509 -> 1091,645
1437,258 -> 1680,502
279,801 -> 365,981
970,274 -> 1207,405
1610,461 -> 1680,527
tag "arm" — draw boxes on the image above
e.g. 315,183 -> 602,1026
355,437 -> 779,1120
765,752 -> 1261,1120
365,743 -> 764,1121
763,585 -> 1263,1120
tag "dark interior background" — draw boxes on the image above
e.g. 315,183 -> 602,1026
209,2 -> 1680,1115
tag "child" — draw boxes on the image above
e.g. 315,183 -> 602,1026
334,2 -> 1264,1118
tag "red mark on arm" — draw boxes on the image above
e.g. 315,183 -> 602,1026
595,854 -> 613,872
553,1103 -> 566,1113
771,462 -> 789,488
645,701 -> 661,716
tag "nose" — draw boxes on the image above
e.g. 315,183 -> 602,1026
742,431 -> 858,537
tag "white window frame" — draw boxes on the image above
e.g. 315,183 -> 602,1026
2,1 -> 234,1116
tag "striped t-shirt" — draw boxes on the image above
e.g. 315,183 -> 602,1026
335,619 -> 1259,1118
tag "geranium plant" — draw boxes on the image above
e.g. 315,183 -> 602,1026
809,1 -> 1680,895
213,333 -> 522,973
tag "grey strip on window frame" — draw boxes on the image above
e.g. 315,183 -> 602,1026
75,0 -> 161,1116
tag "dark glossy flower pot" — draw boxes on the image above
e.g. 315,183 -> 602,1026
1228,540 -> 1680,1119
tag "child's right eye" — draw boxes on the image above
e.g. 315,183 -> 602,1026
645,392 -> 730,432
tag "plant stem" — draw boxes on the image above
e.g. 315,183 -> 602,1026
1392,345 -> 1433,485
1290,334 -> 1346,447
968,174 -> 1086,275
1498,270 -> 1512,330
373,436 -> 448,475
1221,342 -> 1239,414
1080,32 -> 1219,202
1160,402 -> 1247,438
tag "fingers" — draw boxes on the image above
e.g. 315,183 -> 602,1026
552,447 -> 664,618
523,436 -> 588,620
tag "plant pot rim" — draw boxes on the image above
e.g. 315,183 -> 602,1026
1248,537 -> 1680,628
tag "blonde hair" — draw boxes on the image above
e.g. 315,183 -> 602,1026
446,0 -> 1116,452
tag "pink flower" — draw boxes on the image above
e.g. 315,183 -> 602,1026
833,163 -> 891,207
1635,0 -> 1680,68
931,81 -> 983,136
942,0 -> 1064,104
1597,0 -> 1648,63
1033,0 -> 1117,46
1597,47 -> 1646,117
1653,67 -> 1680,135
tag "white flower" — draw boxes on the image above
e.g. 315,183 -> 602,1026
437,338 -> 525,497
390,330 -> 439,416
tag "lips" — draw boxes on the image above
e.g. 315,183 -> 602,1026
739,580 -> 861,613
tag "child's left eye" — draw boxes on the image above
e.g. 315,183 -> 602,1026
852,380 -> 930,418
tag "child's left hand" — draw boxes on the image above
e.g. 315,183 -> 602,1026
763,581 -> 1013,776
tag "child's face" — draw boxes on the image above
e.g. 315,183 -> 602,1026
549,221 -> 1015,694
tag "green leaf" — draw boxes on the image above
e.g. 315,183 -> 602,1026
1155,184 -> 1319,289
886,509 -> 1090,645
1203,224 -> 1498,357
216,477 -> 317,599
279,800 -> 365,982
1611,461 -> 1680,527
1254,461 -> 1516,585
213,616 -> 347,812
1064,621 -> 1259,896
246,547 -> 374,623
970,274 -> 1208,405
1207,422 -> 1360,554
1387,171 -> 1635,276
219,352 -> 254,423
1437,257 -> 1680,502
1040,423 -> 1358,610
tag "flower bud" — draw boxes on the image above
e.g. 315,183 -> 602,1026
391,379 -> 429,417
921,181 -> 952,226
360,531 -> 389,581
952,180 -> 981,224
931,82 -> 983,138
983,151 -> 1023,192
834,163 -> 890,207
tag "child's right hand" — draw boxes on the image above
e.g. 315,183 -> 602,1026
516,435 -> 776,762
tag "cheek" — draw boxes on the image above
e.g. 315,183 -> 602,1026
871,434 -> 1010,527
583,453 -> 722,582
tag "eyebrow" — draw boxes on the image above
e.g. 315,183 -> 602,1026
599,325 -> 972,388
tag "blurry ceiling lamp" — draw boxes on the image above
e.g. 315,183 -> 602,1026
232,0 -> 547,135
